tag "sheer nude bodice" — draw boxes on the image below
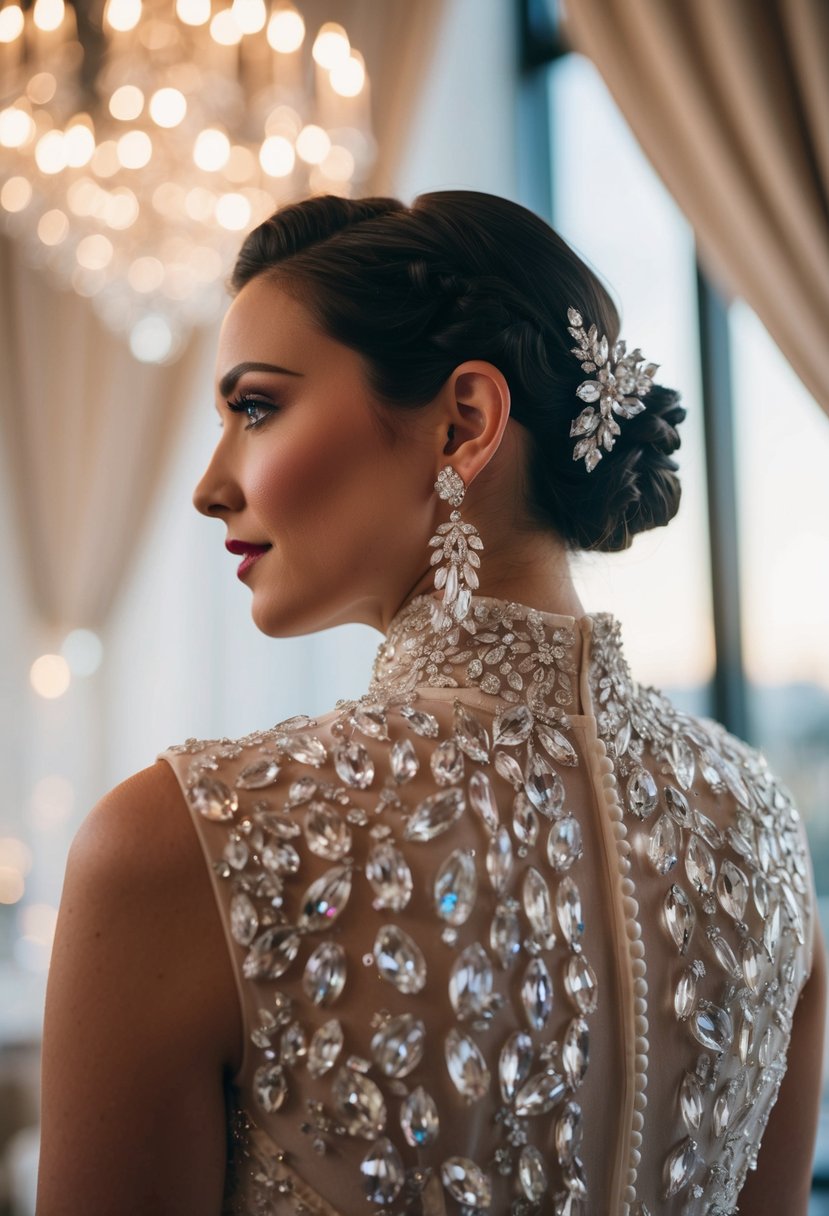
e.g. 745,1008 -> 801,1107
158,594 -> 814,1215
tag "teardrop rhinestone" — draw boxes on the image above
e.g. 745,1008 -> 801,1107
626,765 -> 658,818
440,1158 -> 492,1208
693,811 -> 725,851
716,859 -> 749,922
664,883 -> 695,954
297,864 -> 353,930
494,750 -> 524,787
307,1018 -> 344,1077
498,1030 -> 533,1102
518,1144 -> 548,1201
663,1136 -> 701,1198
389,737 -> 419,784
229,891 -> 258,945
224,833 -> 249,870
453,702 -> 491,763
712,1082 -> 737,1138
360,1136 -> 404,1204
523,866 -> 555,946
332,1065 -> 387,1139
514,1069 -> 567,1117
679,1071 -> 703,1130
707,926 -> 740,976
556,876 -> 584,947
763,899 -> 782,962
400,706 -> 440,738
490,900 -> 522,968
647,813 -> 678,875
373,924 -> 427,994
486,825 -> 514,894
698,747 -> 727,793
434,848 -> 478,925
188,776 -> 238,821
493,703 -> 534,746
366,841 -> 413,912
512,792 -> 539,847
667,736 -> 695,790
430,738 -> 465,786
562,1018 -> 589,1089
445,1027 -> 491,1100
236,758 -> 281,789
404,787 -> 465,842
718,754 -> 751,808
303,940 -> 347,1005
741,936 -> 764,992
690,1002 -> 733,1053
253,1062 -> 288,1113
556,1100 -> 583,1165
664,784 -> 691,827
261,840 -> 301,875
281,732 -> 328,767
400,1085 -> 439,1147
674,963 -> 703,1020
449,943 -> 495,1020
334,740 -> 375,789
685,835 -> 716,897
242,925 -> 301,980
521,956 -> 554,1030
370,1013 -> 426,1078
524,752 -> 565,818
351,703 -> 389,739
753,872 -> 771,917
536,723 -> 579,766
304,802 -> 352,860
564,954 -> 598,1015
469,770 -> 501,835
546,816 -> 583,872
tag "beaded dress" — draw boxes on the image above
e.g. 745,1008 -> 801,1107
158,592 -> 815,1216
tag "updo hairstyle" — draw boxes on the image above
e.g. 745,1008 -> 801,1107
230,191 -> 685,553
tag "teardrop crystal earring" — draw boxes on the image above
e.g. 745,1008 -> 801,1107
428,465 -> 484,633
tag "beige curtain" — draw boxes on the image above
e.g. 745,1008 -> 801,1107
0,1 -> 446,634
560,0 -> 829,416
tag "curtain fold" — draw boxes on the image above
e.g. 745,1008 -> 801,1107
560,0 -> 829,416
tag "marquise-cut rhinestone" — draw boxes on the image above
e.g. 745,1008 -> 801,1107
280,732 -> 328,767
331,1065 -> 387,1139
514,1068 -> 567,1117
486,825 -> 514,893
556,876 -> 584,947
351,704 -> 388,740
663,1136 -> 701,1198
453,702 -> 491,763
536,722 -> 579,766
360,1137 -> 404,1204
556,1100 -> 582,1165
547,816 -> 583,872
498,1030 -> 533,1103
242,925 -> 301,981
434,848 -> 478,925
494,750 -> 524,788
261,840 -> 300,875
188,776 -> 238,821
373,924 -> 427,993
440,1158 -> 492,1208
664,883 -> 695,954
524,752 -> 566,818
490,900 -> 522,968
236,758 -> 281,789
679,1071 -> 703,1130
366,841 -> 413,912
332,739 -> 375,788
253,1062 -> 288,1113
523,866 -> 555,946
562,1017 -> 589,1089
431,738 -> 465,786
389,737 -> 419,784
445,1027 -> 490,1101
690,1002 -> 733,1053
469,770 -> 501,835
647,812 -> 678,875
303,802 -> 352,860
307,1018 -> 344,1077
626,764 -> 658,818
717,859 -> 749,922
674,962 -> 704,1020
229,891 -> 258,945
684,834 -> 716,897
564,954 -> 598,1015
493,703 -> 534,746
404,787 -> 465,842
664,783 -> 691,827
521,955 -> 554,1029
666,736 -> 695,790
370,1013 -> 426,1078
400,1084 -> 440,1147
449,942 -> 495,1020
297,864 -> 353,930
303,940 -> 347,1005
518,1144 -> 548,1201
512,792 -> 539,848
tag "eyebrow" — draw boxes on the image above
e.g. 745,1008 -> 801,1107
218,361 -> 304,398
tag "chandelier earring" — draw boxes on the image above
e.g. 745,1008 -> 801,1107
427,466 -> 484,633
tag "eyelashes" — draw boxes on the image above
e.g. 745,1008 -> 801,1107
225,392 -> 278,430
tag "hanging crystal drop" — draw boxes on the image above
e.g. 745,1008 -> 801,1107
373,924 -> 427,994
556,876 -> 584,947
449,943 -> 495,1020
498,1030 -> 533,1103
663,1136 -> 700,1198
434,848 -> 478,925
400,706 -> 440,738
303,940 -> 347,1006
188,776 -> 238,821
523,866 -> 555,946
664,784 -> 692,828
667,736 -> 696,790
684,834 -> 716,897
253,1062 -> 288,1113
674,962 -> 703,1020
229,891 -> 258,945
404,787 -> 465,842
281,733 -> 328,767
493,703 -> 534,746
243,925 -> 301,980
547,816 -> 583,872
707,926 -> 740,977
564,954 -> 598,1015
514,1069 -> 567,1117
370,1013 -> 426,1078
490,900 -> 522,968
626,765 -> 658,819
332,1065 -> 387,1139
494,750 -> 524,787
536,723 -> 579,766
431,739 -> 465,786
690,1002 -> 733,1053
525,752 -> 566,819
366,841 -> 413,912
236,758 -> 281,789
556,1101 -> 582,1165
440,1158 -> 492,1208
664,884 -> 695,954
562,1018 -> 589,1089
261,840 -> 301,875
304,802 -> 353,860
453,702 -> 491,763
486,825 -> 514,894
400,1085 -> 439,1148
521,956 -> 554,1030
297,864 -> 353,930
444,1027 -> 491,1101
360,1136 -> 404,1205
647,813 -> 678,875
679,1071 -> 703,1130
716,859 -> 749,922
512,792 -> 539,848
518,1145 -> 548,1202
469,770 -> 500,834
390,737 -> 419,784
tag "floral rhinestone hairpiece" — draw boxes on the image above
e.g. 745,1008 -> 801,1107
566,306 -> 659,473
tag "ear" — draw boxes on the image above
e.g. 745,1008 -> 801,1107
439,361 -> 511,486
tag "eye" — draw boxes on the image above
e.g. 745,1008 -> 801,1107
226,392 -> 278,430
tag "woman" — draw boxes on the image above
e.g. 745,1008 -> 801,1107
37,192 -> 825,1215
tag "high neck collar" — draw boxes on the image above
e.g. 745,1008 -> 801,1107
368,592 -> 633,719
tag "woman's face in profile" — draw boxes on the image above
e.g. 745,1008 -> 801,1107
193,275 -> 440,637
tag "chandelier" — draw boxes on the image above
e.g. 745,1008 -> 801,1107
0,0 -> 375,362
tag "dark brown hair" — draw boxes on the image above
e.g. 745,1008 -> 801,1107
230,191 -> 685,553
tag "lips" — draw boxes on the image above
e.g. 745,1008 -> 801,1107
225,539 -> 272,556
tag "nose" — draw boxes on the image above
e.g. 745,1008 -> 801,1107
192,438 -> 245,519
